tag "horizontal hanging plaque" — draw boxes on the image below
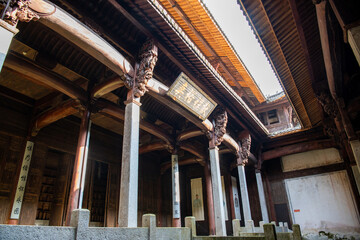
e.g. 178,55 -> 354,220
167,72 -> 217,120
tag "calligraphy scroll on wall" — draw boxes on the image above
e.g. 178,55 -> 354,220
190,177 -> 204,221
10,141 -> 34,219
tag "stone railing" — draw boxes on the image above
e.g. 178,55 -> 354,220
232,220 -> 292,234
0,211 -> 301,240
0,209 -> 191,240
186,217 -> 301,240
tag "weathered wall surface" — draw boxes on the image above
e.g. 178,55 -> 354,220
285,171 -> 360,237
281,148 -> 342,172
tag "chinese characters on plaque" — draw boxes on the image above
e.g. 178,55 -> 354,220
172,155 -> 180,218
10,141 -> 34,219
190,178 -> 204,221
167,72 -> 217,120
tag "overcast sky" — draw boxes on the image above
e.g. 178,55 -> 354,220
202,0 -> 282,97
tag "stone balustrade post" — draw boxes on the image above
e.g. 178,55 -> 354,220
263,223 -> 277,240
142,214 -> 157,240
185,216 -> 196,237
232,219 -> 241,236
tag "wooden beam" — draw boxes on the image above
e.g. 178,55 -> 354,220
177,128 -> 203,142
32,99 -> 81,136
179,142 -> 206,160
36,0 -> 134,78
4,53 -> 87,102
328,0 -> 348,42
139,119 -> 173,146
315,1 -> 337,99
147,90 -> 213,132
92,76 -> 124,98
98,99 -> 172,146
160,157 -> 203,173
222,133 -> 240,154
315,1 -> 356,140
147,78 -> 169,96
0,85 -> 35,107
262,140 -> 337,161
139,142 -> 168,155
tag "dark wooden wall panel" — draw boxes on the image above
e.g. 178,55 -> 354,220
262,158 -> 294,226
246,166 -> 263,226
0,95 -> 31,138
49,151 -> 72,226
138,157 -> 161,226
105,163 -> 120,227
0,135 -> 24,224
160,171 -> 172,227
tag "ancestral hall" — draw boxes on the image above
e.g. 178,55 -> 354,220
0,0 -> 359,239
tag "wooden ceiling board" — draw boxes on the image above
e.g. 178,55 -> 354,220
158,0 -> 265,104
238,0 -> 323,128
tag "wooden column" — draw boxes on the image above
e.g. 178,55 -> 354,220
226,173 -> 236,221
157,174 -> 162,227
172,152 -> 181,227
118,91 -> 141,227
118,38 -> 158,227
209,145 -> 226,236
237,164 -> 252,221
65,109 -> 91,226
350,140 -> 360,174
348,25 -> 360,67
255,170 -> 269,223
204,160 -> 216,235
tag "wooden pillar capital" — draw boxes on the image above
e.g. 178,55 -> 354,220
124,39 -> 158,98
3,0 -> 41,26
207,108 -> 228,149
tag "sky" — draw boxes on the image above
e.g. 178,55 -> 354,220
201,0 -> 282,97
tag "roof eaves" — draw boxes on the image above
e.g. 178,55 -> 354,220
148,0 -> 269,135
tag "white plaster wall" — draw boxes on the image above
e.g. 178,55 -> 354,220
285,171 -> 360,236
282,148 -> 342,172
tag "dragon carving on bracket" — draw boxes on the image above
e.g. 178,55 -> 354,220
124,39 -> 158,98
4,0 -> 40,25
213,108 -> 228,146
316,92 -> 339,119
237,131 -> 251,165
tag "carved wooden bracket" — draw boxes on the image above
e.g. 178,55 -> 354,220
237,131 -> 251,166
322,117 -> 340,144
124,39 -> 158,98
4,0 -> 40,26
316,92 -> 339,119
207,108 -> 228,148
